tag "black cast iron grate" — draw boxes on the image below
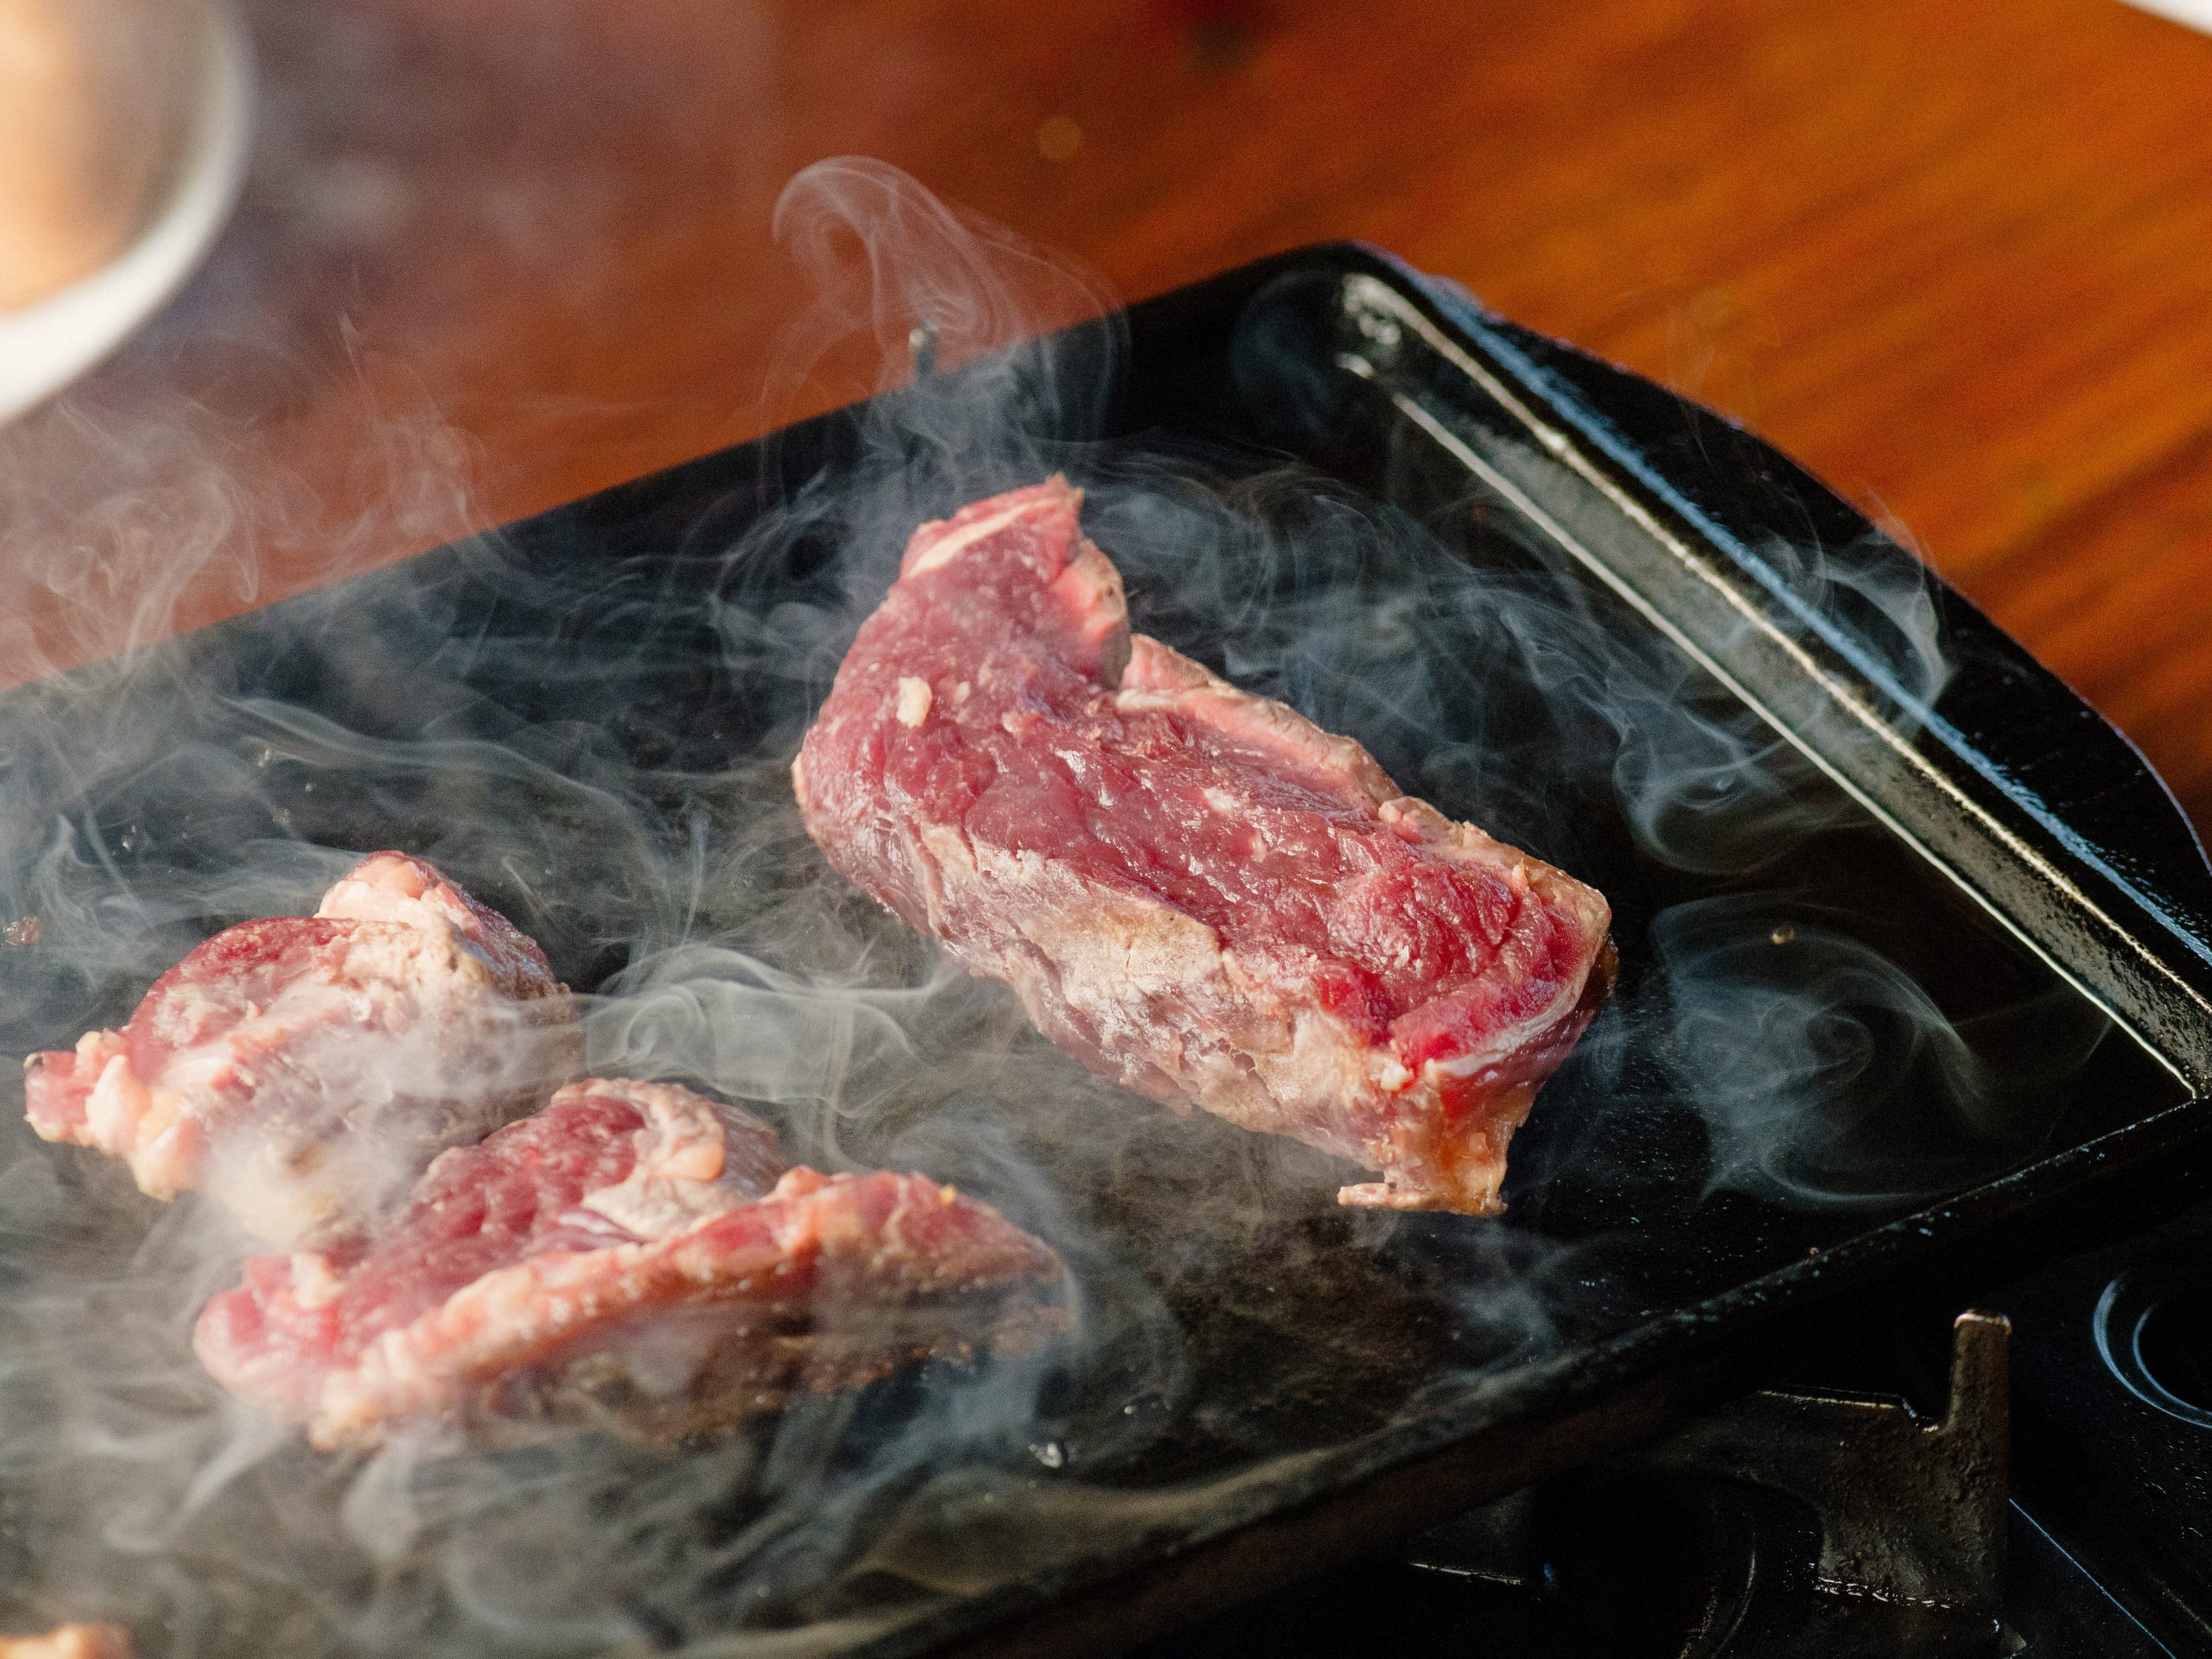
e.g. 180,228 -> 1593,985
1,245 -> 2209,1658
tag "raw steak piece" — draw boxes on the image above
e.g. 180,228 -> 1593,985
194,1078 -> 1067,1449
22,853 -> 582,1245
793,478 -> 1614,1215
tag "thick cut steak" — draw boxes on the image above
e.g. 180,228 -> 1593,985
794,479 -> 1613,1214
22,853 -> 582,1245
195,1078 -> 1067,1449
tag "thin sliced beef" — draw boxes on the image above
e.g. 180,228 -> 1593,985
22,853 -> 582,1245
793,478 -> 1614,1215
194,1079 -> 1066,1449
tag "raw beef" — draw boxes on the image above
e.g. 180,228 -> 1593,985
793,478 -> 1614,1215
22,853 -> 582,1245
194,1078 -> 1066,1449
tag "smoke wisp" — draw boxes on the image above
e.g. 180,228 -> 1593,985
0,158 -> 2167,1656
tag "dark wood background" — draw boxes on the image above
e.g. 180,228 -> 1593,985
10,0 -> 2212,832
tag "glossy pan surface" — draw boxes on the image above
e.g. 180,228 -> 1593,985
2,245 -> 2207,1657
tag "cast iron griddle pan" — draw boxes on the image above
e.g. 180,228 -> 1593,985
3,245 -> 2210,1658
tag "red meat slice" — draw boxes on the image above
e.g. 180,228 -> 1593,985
194,1079 -> 1066,1449
793,478 -> 1614,1215
22,853 -> 582,1245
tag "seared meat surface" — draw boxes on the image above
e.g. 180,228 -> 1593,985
22,853 -> 582,1245
794,479 -> 1613,1214
195,1079 -> 1066,1449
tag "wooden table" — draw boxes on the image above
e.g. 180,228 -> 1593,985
10,0 -> 2212,829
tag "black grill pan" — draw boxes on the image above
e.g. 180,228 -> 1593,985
3,244 -> 2210,1658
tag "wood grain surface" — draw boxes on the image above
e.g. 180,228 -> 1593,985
7,0 -> 2212,830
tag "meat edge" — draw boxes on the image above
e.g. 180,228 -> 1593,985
213,1168 -> 1070,1452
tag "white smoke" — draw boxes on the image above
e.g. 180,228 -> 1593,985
0,144 -> 2152,1658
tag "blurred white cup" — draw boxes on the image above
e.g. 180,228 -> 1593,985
0,0 -> 250,420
